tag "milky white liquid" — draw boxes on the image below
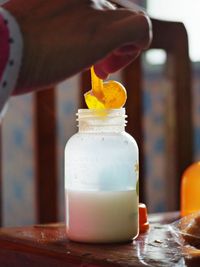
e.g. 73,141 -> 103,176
66,189 -> 138,243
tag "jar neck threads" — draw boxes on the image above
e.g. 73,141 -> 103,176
77,108 -> 127,133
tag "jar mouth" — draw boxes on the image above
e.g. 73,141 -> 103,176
77,108 -> 127,132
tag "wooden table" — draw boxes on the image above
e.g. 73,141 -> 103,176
0,212 -> 199,267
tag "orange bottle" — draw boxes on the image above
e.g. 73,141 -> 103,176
181,162 -> 200,217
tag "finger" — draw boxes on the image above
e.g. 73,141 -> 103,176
110,13 -> 151,49
94,65 -> 109,79
114,44 -> 139,55
94,50 -> 140,79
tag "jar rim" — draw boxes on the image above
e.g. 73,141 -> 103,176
77,108 -> 126,118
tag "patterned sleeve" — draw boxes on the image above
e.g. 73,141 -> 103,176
0,7 -> 23,118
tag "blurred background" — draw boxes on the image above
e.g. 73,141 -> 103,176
2,0 -> 200,226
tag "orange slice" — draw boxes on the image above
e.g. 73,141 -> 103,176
84,67 -> 127,109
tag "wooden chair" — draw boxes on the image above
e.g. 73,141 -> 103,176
0,18 -> 193,226
34,89 -> 58,224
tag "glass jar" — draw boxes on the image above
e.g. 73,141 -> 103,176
65,108 -> 139,243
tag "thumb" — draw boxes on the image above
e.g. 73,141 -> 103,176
101,10 -> 152,54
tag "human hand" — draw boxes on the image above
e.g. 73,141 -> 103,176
3,0 -> 152,94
